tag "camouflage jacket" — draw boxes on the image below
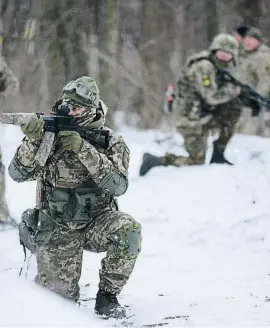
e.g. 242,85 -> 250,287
237,44 -> 270,98
173,51 -> 240,128
9,127 -> 130,215
236,42 -> 248,67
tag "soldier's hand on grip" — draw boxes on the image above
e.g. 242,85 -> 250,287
21,116 -> 44,140
57,131 -> 83,154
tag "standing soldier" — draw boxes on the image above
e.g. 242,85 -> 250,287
0,55 -> 19,227
236,27 -> 270,136
232,23 -> 250,65
140,33 -> 242,176
8,76 -> 141,318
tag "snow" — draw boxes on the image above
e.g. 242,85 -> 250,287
0,122 -> 270,327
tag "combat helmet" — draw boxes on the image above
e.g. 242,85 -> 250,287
245,27 -> 264,41
62,76 -> 100,108
209,33 -> 239,62
233,23 -> 250,38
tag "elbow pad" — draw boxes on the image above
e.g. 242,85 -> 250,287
99,170 -> 128,196
8,158 -> 35,182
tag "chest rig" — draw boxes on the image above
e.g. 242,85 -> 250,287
37,132 -> 113,223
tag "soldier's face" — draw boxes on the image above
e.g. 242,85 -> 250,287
215,50 -> 233,62
68,104 -> 86,116
243,37 -> 261,50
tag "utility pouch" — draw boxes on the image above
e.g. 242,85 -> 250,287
46,186 -> 97,223
18,208 -> 39,253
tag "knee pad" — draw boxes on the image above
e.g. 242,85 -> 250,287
112,223 -> 142,258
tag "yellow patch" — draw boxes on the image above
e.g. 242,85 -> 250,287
202,75 -> 211,87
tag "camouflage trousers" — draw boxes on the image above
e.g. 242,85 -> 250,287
164,106 -> 241,166
0,163 -> 9,222
35,208 -> 141,302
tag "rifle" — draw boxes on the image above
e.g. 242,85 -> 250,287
0,105 -> 110,167
218,69 -> 270,116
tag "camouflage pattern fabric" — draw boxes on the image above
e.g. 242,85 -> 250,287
9,101 -> 141,300
236,36 -> 270,136
209,33 -> 239,64
237,42 -> 247,64
165,102 -> 241,166
168,35 -> 241,166
63,76 -> 100,108
35,209 -> 141,301
14,126 -> 129,191
238,45 -> 270,98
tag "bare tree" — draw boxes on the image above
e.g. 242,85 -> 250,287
205,0 -> 220,43
0,0 -> 269,134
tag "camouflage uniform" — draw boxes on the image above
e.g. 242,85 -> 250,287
8,77 -> 141,312
236,28 -> 270,136
139,34 -> 241,175
0,55 -> 19,224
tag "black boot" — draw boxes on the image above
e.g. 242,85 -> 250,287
139,152 -> 163,176
210,142 -> 233,165
95,290 -> 126,319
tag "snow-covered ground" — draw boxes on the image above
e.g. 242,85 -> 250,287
0,123 -> 270,327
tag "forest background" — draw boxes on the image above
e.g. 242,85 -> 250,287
0,0 -> 268,130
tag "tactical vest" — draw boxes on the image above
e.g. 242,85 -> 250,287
35,127 -> 115,223
176,51 -> 231,114
176,51 -> 211,115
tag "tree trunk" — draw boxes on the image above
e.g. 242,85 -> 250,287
139,0 -> 176,128
205,0 -> 219,44
233,0 -> 263,26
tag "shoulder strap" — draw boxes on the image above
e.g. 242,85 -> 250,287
187,56 -> 213,68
